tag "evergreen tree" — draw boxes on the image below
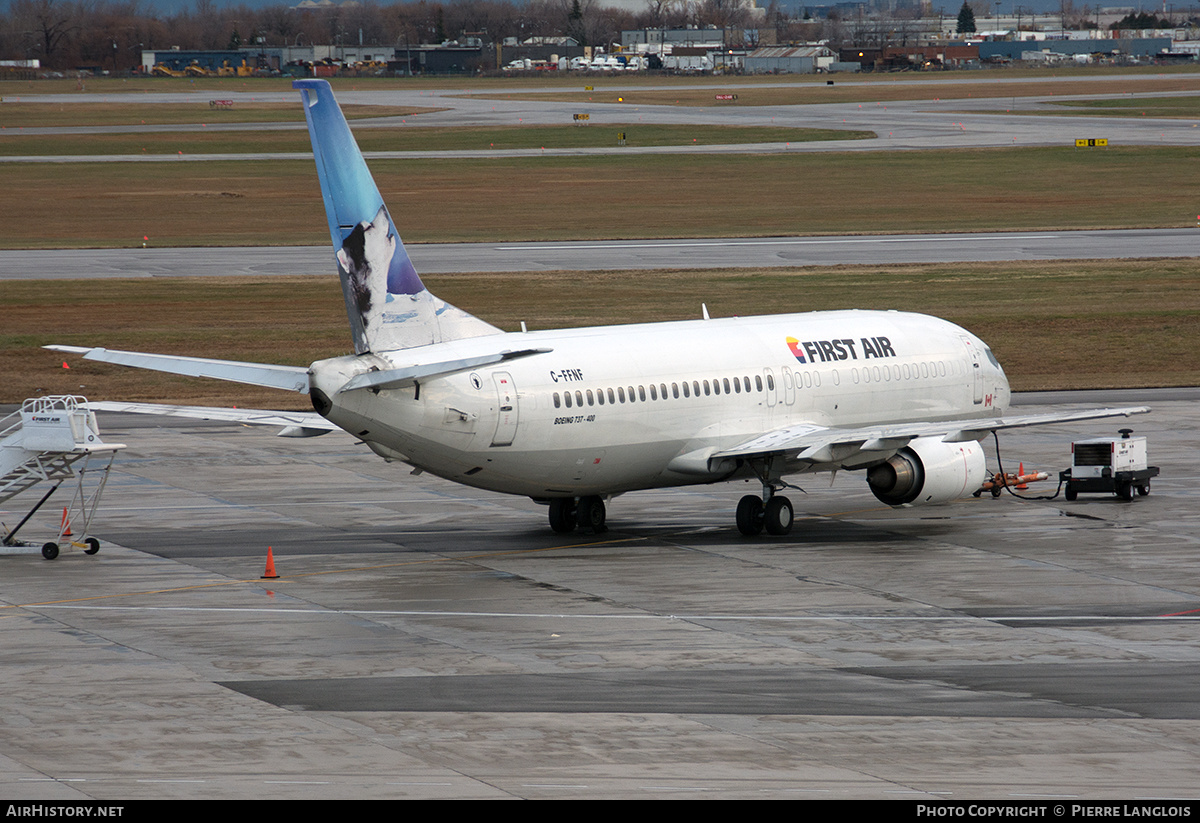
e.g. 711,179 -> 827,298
956,1 -> 976,34
568,0 -> 586,46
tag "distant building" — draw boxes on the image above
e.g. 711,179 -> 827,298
744,45 -> 839,73
978,37 -> 1172,62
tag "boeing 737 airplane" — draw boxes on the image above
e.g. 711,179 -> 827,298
51,79 -> 1148,537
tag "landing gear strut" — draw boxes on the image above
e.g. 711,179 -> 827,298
548,496 -> 607,534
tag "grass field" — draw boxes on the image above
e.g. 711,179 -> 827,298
7,258 -> 1197,406
4,146 -> 1200,248
0,102 -> 435,128
0,123 -> 872,156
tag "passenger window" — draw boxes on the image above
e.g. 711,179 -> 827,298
586,390 -> 594,406
638,385 -> 646,402
564,392 -> 573,408
682,382 -> 691,398
703,380 -> 711,396
723,378 -> 731,394
672,382 -> 679,399
575,391 -> 583,406
755,375 -> 763,392
553,392 -> 561,408
607,388 -> 615,404
649,384 -> 658,401
618,386 -> 626,403
597,388 -> 605,405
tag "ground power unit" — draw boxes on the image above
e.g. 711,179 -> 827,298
1059,429 -> 1158,501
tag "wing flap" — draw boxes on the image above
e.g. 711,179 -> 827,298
715,406 -> 1150,463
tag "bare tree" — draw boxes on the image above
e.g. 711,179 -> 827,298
13,0 -> 81,65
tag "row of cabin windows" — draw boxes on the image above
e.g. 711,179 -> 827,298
553,374 -> 766,409
851,360 -> 951,385
550,360 -> 955,410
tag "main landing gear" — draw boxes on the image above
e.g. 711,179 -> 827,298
548,495 -> 608,534
736,459 -> 795,537
736,490 -> 794,536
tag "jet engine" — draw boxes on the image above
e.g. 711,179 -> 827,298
866,437 -> 986,507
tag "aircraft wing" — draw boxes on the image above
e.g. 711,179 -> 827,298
714,406 -> 1150,465
85,402 -> 339,438
46,346 -> 311,393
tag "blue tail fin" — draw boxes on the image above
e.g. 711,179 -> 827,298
294,79 -> 499,354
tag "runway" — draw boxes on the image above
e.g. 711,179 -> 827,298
4,227 -> 1198,279
1,389 -> 1197,798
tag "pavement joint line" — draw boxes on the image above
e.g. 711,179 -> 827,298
0,535 -> 650,612
17,604 -> 1200,622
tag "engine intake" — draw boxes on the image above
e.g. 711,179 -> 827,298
867,437 -> 986,507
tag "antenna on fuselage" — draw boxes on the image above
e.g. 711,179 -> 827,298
702,304 -> 710,320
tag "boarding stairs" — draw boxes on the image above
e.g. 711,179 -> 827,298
0,396 -> 125,558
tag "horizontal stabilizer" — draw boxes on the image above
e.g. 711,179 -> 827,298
338,348 -> 552,394
47,346 -> 311,394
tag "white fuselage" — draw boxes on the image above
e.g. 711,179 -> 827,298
308,310 -> 1011,499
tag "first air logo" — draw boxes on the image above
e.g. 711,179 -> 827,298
787,336 -> 896,363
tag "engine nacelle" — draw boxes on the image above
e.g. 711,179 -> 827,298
866,437 -> 986,507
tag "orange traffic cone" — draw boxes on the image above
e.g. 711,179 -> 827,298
261,546 -> 279,580
1016,463 -> 1028,490
61,507 -> 72,536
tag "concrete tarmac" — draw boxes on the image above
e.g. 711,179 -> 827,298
1,390 -> 1197,799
